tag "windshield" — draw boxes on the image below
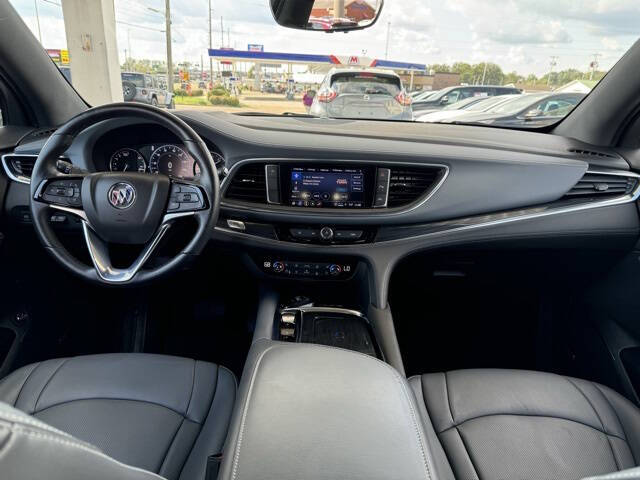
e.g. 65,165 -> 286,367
9,0 -> 636,128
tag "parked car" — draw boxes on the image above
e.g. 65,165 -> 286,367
121,72 -> 174,109
412,85 -> 522,113
439,92 -> 587,127
310,67 -> 412,120
415,94 -> 519,122
411,89 -> 441,103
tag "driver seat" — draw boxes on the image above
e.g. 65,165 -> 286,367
0,353 -> 236,480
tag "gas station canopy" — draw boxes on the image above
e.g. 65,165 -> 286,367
208,48 -> 426,72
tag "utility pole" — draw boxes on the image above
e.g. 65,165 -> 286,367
209,0 -> 213,86
590,53 -> 601,80
384,22 -> 390,59
227,27 -> 230,49
34,0 -> 43,44
481,62 -> 488,85
547,56 -> 558,87
127,29 -> 132,70
165,0 -> 173,93
220,17 -> 224,47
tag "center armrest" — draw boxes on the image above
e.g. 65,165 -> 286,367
218,340 -> 451,480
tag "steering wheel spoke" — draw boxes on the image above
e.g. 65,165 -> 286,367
82,220 -> 172,283
34,176 -> 88,222
166,181 -> 208,215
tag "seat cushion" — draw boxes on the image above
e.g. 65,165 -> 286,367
0,353 -> 236,480
410,369 -> 640,480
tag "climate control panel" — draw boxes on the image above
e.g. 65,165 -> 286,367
260,258 -> 355,279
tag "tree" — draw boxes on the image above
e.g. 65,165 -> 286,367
429,63 -> 451,74
504,71 -> 524,85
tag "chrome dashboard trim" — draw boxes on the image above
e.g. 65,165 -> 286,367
216,168 -> 640,246
221,157 -> 450,217
1,153 -> 37,185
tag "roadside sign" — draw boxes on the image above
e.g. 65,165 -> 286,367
60,49 -> 69,65
46,49 -> 61,63
248,44 -> 264,52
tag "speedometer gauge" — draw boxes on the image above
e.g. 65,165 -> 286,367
149,145 -> 194,179
109,148 -> 146,172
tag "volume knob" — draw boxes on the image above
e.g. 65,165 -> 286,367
320,226 -> 334,241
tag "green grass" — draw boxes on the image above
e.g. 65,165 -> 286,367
174,95 -> 209,106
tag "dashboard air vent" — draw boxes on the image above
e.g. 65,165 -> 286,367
387,166 -> 445,207
568,148 -> 619,159
225,163 -> 267,203
2,154 -> 37,181
564,172 -> 637,199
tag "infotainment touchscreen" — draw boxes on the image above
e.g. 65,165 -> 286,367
289,167 -> 365,208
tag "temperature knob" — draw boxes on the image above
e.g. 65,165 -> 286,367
273,261 -> 285,273
329,264 -> 342,276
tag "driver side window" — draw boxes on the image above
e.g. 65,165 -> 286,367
444,90 -> 461,104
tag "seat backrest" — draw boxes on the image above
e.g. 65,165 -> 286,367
0,401 -> 164,480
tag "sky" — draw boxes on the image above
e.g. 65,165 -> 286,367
8,0 -> 640,77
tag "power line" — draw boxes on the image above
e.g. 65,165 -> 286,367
116,20 -> 164,33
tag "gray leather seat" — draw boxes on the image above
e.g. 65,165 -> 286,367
0,353 -> 236,480
410,369 -> 640,480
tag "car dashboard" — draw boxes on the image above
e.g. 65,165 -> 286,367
2,111 -> 639,309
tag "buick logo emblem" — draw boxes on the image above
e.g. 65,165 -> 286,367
108,182 -> 136,209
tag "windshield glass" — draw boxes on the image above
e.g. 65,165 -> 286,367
9,0 -> 637,128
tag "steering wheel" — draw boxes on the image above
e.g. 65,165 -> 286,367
29,102 -> 219,285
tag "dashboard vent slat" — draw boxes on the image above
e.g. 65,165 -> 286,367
387,166 -> 445,208
225,163 -> 267,203
568,148 -> 619,159
2,154 -> 37,181
564,172 -> 637,200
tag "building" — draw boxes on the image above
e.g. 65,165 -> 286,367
555,79 -> 598,94
398,71 -> 461,91
311,0 -> 375,21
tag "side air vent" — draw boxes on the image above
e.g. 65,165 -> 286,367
225,163 -> 267,203
568,148 -> 619,159
564,172 -> 637,199
387,166 -> 446,208
1,154 -> 37,183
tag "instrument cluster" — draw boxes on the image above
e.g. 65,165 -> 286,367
108,144 -> 224,181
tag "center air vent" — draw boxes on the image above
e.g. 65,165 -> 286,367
2,154 -> 37,183
387,166 -> 446,208
225,163 -> 267,203
564,172 -> 637,199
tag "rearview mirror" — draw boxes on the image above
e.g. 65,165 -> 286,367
270,0 -> 384,32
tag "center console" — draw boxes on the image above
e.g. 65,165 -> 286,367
217,340 -> 451,480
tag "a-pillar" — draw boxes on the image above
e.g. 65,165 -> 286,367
61,0 -> 123,104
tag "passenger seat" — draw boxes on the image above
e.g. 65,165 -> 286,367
410,369 -> 640,480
